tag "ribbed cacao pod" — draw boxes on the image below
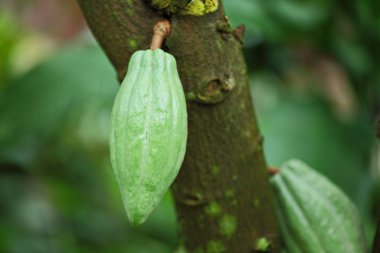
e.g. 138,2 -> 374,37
271,160 -> 368,253
110,49 -> 187,226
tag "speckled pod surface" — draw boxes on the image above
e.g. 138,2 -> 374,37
110,49 -> 187,226
271,160 -> 368,253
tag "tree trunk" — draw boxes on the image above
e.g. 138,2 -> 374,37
77,1 -> 280,252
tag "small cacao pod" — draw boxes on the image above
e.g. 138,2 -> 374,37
271,160 -> 368,253
110,49 -> 188,226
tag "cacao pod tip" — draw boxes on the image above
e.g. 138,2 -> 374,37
129,214 -> 148,227
124,195 -> 156,227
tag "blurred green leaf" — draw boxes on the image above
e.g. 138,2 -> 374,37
224,0 -> 330,44
268,0 -> 328,30
0,45 -> 118,166
0,11 -> 22,88
331,34 -> 372,80
224,0 -> 284,44
250,73 -> 372,198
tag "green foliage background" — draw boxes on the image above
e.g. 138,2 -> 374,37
0,0 -> 379,252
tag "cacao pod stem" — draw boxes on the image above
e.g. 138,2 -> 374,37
268,167 -> 279,176
150,19 -> 171,50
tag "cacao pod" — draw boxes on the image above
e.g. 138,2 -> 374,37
110,49 -> 188,226
271,160 -> 368,253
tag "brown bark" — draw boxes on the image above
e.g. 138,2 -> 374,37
77,1 -> 280,252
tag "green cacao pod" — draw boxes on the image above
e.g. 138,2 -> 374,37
110,49 -> 188,226
271,160 -> 368,253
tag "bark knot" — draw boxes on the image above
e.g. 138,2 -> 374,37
195,74 -> 236,105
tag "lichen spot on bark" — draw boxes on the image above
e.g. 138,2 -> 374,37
254,198 -> 260,207
225,189 -> 235,198
150,0 -> 171,9
128,38 -> 138,50
185,91 -> 197,101
219,214 -> 237,238
178,0 -> 205,16
255,237 -> 271,251
206,240 -> 226,253
211,165 -> 221,176
204,201 -> 222,217
204,0 -> 218,13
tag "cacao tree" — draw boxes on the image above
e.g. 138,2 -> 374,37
77,0 -> 280,252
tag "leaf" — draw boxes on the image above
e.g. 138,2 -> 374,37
250,73 -> 372,200
0,45 -> 118,166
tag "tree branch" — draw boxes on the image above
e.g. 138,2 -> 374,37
77,1 -> 280,252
